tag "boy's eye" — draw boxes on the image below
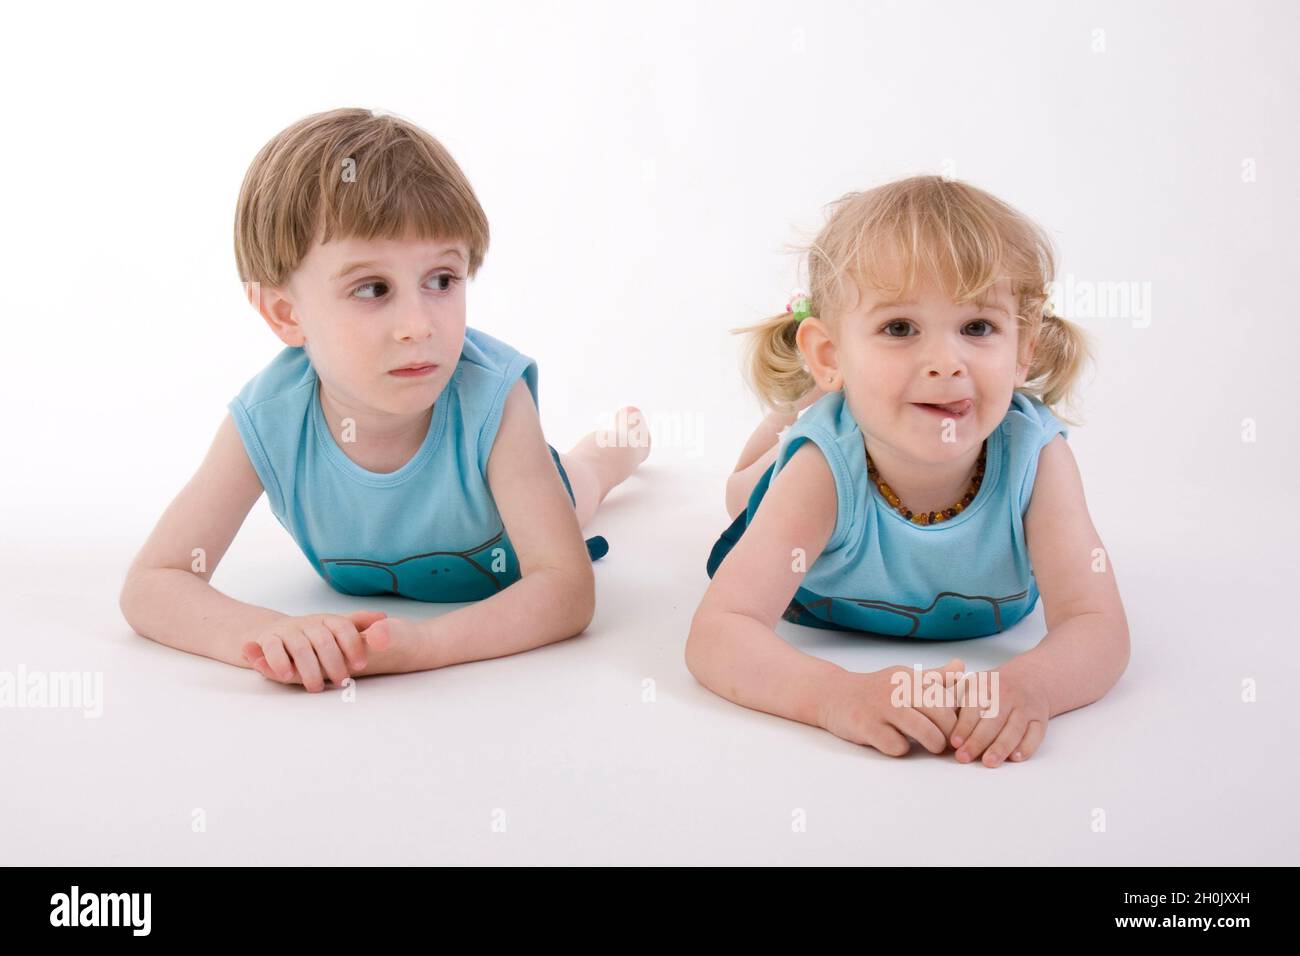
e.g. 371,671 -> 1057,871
350,273 -> 462,300
426,273 -> 460,293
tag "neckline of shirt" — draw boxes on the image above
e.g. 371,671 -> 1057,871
861,416 -> 1005,533
310,370 -> 453,487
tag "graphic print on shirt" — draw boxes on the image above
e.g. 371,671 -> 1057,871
319,528 -> 516,602
784,588 -> 1031,637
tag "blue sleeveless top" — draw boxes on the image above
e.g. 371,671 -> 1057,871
706,390 -> 1067,639
228,326 -> 606,603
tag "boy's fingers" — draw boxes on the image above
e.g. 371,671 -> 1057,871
261,638 -> 297,682
324,616 -> 368,671
360,618 -> 392,651
283,637 -> 326,692
250,657 -> 279,681
305,623 -> 351,687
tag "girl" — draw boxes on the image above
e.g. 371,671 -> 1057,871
119,108 -> 650,692
687,176 -> 1129,767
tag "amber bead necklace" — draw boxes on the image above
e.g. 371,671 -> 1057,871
866,440 -> 987,525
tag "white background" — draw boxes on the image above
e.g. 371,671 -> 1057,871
2,0 -> 1297,864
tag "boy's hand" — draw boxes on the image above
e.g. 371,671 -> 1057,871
819,657 -> 966,756
241,611 -> 389,692
950,666 -> 1051,767
352,615 -> 426,663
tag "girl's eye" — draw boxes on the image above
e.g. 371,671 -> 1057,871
879,319 -> 998,337
352,280 -> 388,300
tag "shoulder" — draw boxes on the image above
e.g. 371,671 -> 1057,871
459,327 -> 538,397
226,346 -> 314,517
460,328 -> 542,476
770,390 -> 857,550
1004,390 -> 1069,449
230,346 -> 315,413
1001,391 -> 1070,514
730,438 -> 838,578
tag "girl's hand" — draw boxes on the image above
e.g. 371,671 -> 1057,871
819,657 -> 966,756
950,667 -> 1051,767
241,611 -> 390,692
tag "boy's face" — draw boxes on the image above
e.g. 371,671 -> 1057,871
254,230 -> 469,417
799,259 -> 1034,466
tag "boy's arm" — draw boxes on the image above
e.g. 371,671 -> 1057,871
119,412 -> 288,668
387,379 -> 596,672
1009,435 -> 1131,717
687,441 -> 846,729
725,387 -> 825,519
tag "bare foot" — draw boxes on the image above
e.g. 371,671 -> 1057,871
561,406 -> 650,526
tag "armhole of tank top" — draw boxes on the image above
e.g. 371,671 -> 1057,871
227,396 -> 286,518
1019,420 -> 1069,517
476,353 -> 537,481
776,424 -> 851,555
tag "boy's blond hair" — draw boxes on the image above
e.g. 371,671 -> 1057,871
234,107 -> 490,289
734,175 -> 1094,426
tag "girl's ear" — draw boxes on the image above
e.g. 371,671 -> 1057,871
796,317 -> 843,391
1015,329 -> 1039,387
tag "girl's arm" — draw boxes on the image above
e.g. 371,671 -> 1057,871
119,413 -> 289,667
375,379 -> 596,673
688,441 -> 847,728
1010,435 -> 1131,716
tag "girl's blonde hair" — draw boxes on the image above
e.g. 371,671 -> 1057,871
734,175 -> 1094,427
234,107 -> 490,289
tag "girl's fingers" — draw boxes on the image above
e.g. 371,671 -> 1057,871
982,710 -> 1030,767
951,703 -> 982,750
955,711 -> 1005,763
1010,719 -> 1047,762
283,635 -> 326,692
304,623 -> 351,687
890,705 -> 949,756
869,722 -> 911,758
324,616 -> 368,672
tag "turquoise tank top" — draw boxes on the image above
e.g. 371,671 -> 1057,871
707,390 -> 1067,639
228,326 -> 607,603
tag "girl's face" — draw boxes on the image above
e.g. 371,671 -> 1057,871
800,268 -> 1034,467
266,231 -> 470,418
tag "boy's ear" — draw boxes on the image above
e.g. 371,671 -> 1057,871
796,316 -> 842,392
243,280 -> 306,348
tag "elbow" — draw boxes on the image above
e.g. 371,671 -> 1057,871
118,573 -> 142,634
563,563 -> 597,636
723,475 -> 744,522
684,608 -> 715,684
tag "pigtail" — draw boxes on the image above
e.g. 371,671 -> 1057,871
730,310 -> 817,413
1020,311 -> 1097,429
